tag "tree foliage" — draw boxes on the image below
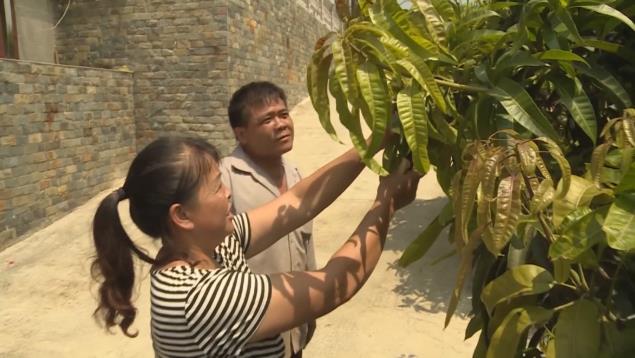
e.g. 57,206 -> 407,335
308,0 -> 635,356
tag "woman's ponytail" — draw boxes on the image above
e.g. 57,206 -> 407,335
90,188 -> 148,337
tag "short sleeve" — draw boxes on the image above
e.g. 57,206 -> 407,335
184,270 -> 272,356
231,212 -> 252,252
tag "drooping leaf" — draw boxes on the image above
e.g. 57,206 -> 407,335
551,75 -> 597,144
477,149 -> 503,243
459,155 -> 483,244
603,193 -> 635,252
598,321 -> 635,358
487,174 -> 522,255
481,264 -> 555,315
445,223 -> 487,328
415,0 -> 447,47
356,62 -> 390,158
308,50 -> 339,142
331,38 -> 359,105
590,142 -> 611,187
396,84 -> 430,173
486,305 -> 553,358
491,78 -> 560,142
399,203 -> 453,266
494,50 -> 545,77
530,178 -> 555,214
552,299 -> 601,358
395,56 -> 448,114
329,67 -> 387,175
536,137 -> 572,198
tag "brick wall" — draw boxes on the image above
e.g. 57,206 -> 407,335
227,0 -> 340,106
0,59 -> 135,249
55,0 -> 234,152
55,0 -> 339,151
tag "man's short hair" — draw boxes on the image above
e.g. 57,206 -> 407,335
228,81 -> 288,128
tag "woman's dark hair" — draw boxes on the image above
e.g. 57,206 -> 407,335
90,136 -> 220,337
228,81 -> 288,128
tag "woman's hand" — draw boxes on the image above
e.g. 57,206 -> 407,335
376,158 -> 422,213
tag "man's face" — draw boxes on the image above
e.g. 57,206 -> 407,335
234,97 -> 294,158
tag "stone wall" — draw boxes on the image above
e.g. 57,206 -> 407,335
55,0 -> 234,152
227,0 -> 340,106
0,59 -> 135,249
55,0 -> 339,152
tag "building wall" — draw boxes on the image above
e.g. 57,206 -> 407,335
0,59 -> 135,249
55,0 -> 339,152
227,0 -> 339,106
55,0 -> 235,153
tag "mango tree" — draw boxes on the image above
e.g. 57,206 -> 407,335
307,0 -> 635,356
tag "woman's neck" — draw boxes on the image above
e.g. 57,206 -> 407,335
156,237 -> 220,270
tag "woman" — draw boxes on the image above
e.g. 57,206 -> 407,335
91,136 -> 420,357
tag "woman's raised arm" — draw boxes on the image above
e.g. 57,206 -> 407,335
249,160 -> 421,341
244,146 -> 365,258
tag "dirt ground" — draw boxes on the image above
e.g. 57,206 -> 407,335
0,98 -> 477,357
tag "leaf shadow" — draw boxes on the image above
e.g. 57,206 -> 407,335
384,197 -> 473,318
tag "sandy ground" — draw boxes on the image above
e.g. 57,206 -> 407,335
0,98 -> 477,357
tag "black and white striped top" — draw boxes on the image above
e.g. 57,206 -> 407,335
150,213 -> 284,357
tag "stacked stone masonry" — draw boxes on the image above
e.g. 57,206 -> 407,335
2,0 -> 339,249
0,59 -> 135,249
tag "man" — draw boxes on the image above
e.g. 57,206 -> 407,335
220,81 -> 316,358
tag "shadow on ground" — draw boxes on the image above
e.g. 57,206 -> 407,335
384,197 -> 473,319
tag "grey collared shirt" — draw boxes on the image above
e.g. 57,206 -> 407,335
220,146 -> 316,354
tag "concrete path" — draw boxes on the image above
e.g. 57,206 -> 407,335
0,98 -> 477,357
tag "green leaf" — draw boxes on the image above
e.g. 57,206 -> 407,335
486,306 -> 553,358
616,162 -> 635,194
307,51 -> 339,142
491,78 -> 560,142
551,75 -> 597,144
331,38 -> 359,105
329,67 -> 387,175
494,50 -> 546,77
576,63 -> 633,108
399,203 -> 452,266
576,4 -> 635,32
552,299 -> 601,358
598,321 -> 635,358
481,264 -> 555,315
603,193 -> 635,252
431,0 -> 455,21
553,175 -> 611,227
356,62 -> 390,158
536,49 -> 588,65
395,56 -> 448,114
396,84 -> 430,173
369,0 -> 436,59
414,0 -> 447,46
488,174 -> 522,255
549,207 -> 606,260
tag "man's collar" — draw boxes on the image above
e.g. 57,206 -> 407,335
226,146 -> 295,195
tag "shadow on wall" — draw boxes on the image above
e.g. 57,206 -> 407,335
385,197 -> 473,319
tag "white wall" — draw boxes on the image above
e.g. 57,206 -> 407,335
15,0 -> 56,62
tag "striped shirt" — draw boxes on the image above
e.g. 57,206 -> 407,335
151,213 -> 284,357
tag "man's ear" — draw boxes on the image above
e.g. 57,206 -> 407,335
168,203 -> 194,231
233,126 -> 247,145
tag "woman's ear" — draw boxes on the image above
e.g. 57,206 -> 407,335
168,203 -> 194,231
